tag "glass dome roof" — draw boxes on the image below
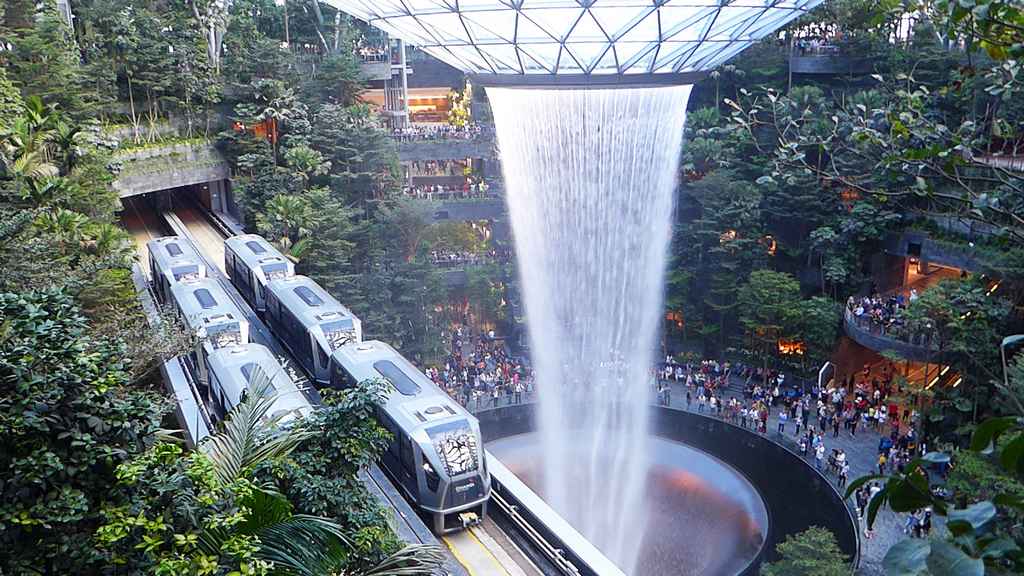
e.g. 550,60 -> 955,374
325,0 -> 823,82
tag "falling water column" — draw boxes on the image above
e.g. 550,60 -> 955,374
487,85 -> 691,573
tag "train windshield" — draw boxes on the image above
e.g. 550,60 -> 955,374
172,265 -> 200,282
261,262 -> 289,281
322,319 -> 356,350
426,420 -> 479,477
206,322 -> 243,349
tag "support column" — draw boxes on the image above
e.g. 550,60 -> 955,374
398,39 -> 410,128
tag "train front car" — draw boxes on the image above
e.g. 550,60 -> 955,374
146,236 -> 207,304
330,340 -> 490,533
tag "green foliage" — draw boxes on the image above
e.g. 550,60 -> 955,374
0,288 -> 167,573
761,526 -> 850,576
259,382 -> 403,571
737,269 -> 802,370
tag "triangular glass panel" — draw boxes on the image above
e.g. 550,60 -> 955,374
385,16 -> 438,45
417,13 -> 472,44
654,41 -> 698,72
403,0 -> 453,12
622,43 -> 658,74
614,41 -> 656,67
704,7 -> 764,40
441,44 -> 494,73
520,0 -> 580,8
426,46 -> 478,72
658,6 -> 715,42
518,42 -> 563,71
563,41 -> 608,71
591,44 -> 619,74
477,43 -> 523,73
517,46 -> 552,73
603,7 -> 658,43
521,7 -> 584,41
461,10 -> 518,43
590,6 -> 652,40
367,0 -> 412,16
514,12 -> 558,42
566,10 -> 608,43
743,9 -> 800,40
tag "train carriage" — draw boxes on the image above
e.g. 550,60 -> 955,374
170,278 -> 250,383
264,275 -> 362,385
205,343 -> 312,425
224,234 -> 295,312
330,340 -> 490,533
146,236 -> 207,304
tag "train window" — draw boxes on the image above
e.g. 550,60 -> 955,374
294,286 -> 324,307
261,262 -> 289,281
317,345 -> 329,371
426,420 -> 479,476
165,243 -> 183,257
194,289 -> 217,309
245,240 -> 267,254
373,360 -> 421,396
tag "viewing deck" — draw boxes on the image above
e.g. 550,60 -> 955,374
843,308 -> 942,363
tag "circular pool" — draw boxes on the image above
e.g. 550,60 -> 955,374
488,432 -> 769,576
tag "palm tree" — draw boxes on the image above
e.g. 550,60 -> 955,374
34,207 -> 88,254
257,193 -> 317,247
201,371 -> 446,576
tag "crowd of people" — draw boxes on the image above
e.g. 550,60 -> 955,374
847,289 -> 921,337
402,180 -> 493,200
390,123 -> 487,142
430,248 -> 510,267
426,336 -> 939,541
406,159 -> 470,177
427,325 -> 532,410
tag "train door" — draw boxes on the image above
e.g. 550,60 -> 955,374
399,435 -> 419,500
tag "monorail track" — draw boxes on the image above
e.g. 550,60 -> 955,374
119,194 -> 541,576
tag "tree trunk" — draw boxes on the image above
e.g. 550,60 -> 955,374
283,0 -> 290,45
127,74 -> 140,145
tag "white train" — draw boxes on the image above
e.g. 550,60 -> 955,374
205,343 -> 313,425
330,340 -> 490,533
224,234 -> 295,312
147,236 -> 207,303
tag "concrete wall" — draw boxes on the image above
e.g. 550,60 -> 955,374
430,199 -> 505,222
790,55 -> 874,75
885,230 -> 990,274
113,143 -> 231,197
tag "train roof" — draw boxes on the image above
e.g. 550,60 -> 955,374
224,234 -> 294,277
147,236 -> 205,273
170,278 -> 244,330
331,340 -> 472,432
267,275 -> 359,331
206,343 -> 312,423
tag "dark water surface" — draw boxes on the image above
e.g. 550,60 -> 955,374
487,433 -> 768,576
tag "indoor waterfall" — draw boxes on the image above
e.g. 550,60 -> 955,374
487,85 -> 692,573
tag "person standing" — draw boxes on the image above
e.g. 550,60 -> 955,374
778,411 -> 787,434
815,443 -> 825,471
